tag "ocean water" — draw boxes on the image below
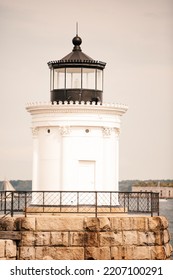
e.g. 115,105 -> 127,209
159,198 -> 173,258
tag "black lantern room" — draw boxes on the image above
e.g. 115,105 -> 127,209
47,34 -> 106,104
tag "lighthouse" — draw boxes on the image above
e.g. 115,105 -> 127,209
26,33 -> 127,199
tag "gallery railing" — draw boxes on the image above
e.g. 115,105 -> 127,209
0,191 -> 159,217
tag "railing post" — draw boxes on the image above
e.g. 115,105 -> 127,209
43,192 -> 45,213
60,191 -> 62,212
137,192 -> 139,212
4,191 -> 7,215
95,192 -> 97,217
11,191 -> 14,217
151,192 -> 153,217
123,193 -> 126,213
157,193 -> 160,216
110,192 -> 112,213
147,192 -> 149,212
77,192 -> 79,213
0,192 -> 2,210
18,192 -> 20,211
25,192 -> 27,217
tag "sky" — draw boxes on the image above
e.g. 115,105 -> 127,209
0,0 -> 173,181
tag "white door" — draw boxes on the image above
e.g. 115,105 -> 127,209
78,160 -> 95,191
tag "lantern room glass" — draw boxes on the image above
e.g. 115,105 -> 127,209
51,67 -> 103,91
53,68 -> 65,89
96,69 -> 103,91
82,68 -> 95,90
66,68 -> 81,89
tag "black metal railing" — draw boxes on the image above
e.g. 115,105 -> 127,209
0,191 -> 159,217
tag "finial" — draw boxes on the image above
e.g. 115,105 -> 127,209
76,22 -> 78,36
72,22 -> 82,51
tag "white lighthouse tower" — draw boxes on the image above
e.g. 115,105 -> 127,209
26,33 -> 127,200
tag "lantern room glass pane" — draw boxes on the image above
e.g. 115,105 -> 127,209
50,69 -> 54,91
96,69 -> 103,90
66,68 -> 81,89
83,68 -> 95,89
53,68 -> 65,89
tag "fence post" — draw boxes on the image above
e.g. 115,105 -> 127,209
43,192 -> 45,213
11,191 -> 14,217
110,192 -> 112,213
147,192 -> 149,212
4,191 -> 7,215
151,192 -> 153,217
77,192 -> 79,213
123,193 -> 126,212
60,192 -> 62,212
157,193 -> 160,216
95,192 -> 97,217
24,192 -> 27,217
137,192 -> 139,212
0,192 -> 2,210
18,192 -> 20,211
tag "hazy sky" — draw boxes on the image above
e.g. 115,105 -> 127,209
0,0 -> 173,181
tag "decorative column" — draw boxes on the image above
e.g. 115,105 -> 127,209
59,126 -> 71,191
31,127 -> 39,191
114,128 -> 120,205
114,128 -> 120,191
102,127 -> 115,191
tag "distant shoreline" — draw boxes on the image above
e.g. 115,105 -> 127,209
0,179 -> 173,192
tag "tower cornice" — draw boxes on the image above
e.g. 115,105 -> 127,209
26,102 -> 128,116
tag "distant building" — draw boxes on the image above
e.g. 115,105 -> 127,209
132,181 -> 173,199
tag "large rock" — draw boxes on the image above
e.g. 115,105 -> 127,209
84,217 -> 100,231
19,246 -> 36,260
0,240 -> 5,258
138,231 -> 155,245
36,246 -> 84,260
133,246 -> 151,260
150,245 -> 167,260
0,217 -> 16,231
148,216 -> 168,232
99,232 -> 123,246
85,247 -> 110,260
20,217 -> 36,231
123,231 -> 138,245
50,232 -> 69,246
5,240 -> 16,258
36,216 -> 84,231
69,232 -> 84,246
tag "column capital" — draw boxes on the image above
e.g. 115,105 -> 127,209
32,127 -> 39,137
59,126 -> 71,136
115,127 -> 120,137
102,127 -> 113,137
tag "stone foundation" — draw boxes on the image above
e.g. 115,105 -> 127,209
0,215 -> 172,260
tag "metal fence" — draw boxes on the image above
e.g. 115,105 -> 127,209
0,191 -> 159,217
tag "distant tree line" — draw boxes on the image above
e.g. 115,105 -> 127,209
0,179 -> 172,192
